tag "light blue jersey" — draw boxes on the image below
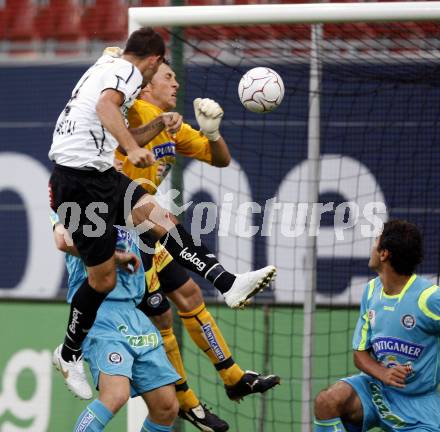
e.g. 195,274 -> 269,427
353,274 -> 440,396
65,226 -> 145,305
340,275 -> 440,431
50,208 -> 180,396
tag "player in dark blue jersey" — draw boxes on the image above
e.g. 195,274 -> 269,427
314,220 -> 440,431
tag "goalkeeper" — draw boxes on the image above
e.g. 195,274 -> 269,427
314,220 -> 440,431
114,55 -> 281,432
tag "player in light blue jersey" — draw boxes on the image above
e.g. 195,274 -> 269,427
314,219 -> 440,431
51,213 -> 180,432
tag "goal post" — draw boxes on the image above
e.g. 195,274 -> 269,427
129,2 -> 440,30
128,4 -> 440,431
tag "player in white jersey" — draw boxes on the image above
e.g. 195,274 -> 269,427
314,220 -> 440,431
48,27 -> 277,401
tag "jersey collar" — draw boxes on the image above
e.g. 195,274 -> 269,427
380,273 -> 417,302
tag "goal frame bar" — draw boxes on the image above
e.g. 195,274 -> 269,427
129,1 -> 440,31
128,3 -> 440,431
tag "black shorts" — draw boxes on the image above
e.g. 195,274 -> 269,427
137,233 -> 190,317
49,164 -> 146,267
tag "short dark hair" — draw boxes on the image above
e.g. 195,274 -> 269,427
124,27 -> 165,59
378,219 -> 423,275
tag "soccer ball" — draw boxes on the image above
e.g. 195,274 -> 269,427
238,67 -> 285,113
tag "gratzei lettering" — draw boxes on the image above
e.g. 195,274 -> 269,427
117,324 -> 159,349
55,119 -> 77,136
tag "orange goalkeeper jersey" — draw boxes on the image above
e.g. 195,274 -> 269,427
115,99 -> 212,194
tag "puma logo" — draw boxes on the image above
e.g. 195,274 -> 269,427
246,379 -> 259,391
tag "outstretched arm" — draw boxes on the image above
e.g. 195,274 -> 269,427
193,98 -> 231,167
208,136 -> 231,168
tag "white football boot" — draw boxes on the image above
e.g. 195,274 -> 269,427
52,344 -> 93,400
223,265 -> 276,309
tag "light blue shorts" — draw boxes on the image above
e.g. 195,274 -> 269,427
342,374 -> 440,431
83,300 -> 180,397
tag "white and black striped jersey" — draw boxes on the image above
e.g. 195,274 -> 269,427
49,54 -> 142,171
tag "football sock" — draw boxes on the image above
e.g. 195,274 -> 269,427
158,224 -> 236,294
141,417 -> 173,432
62,279 -> 107,362
73,399 -> 113,431
160,328 -> 200,412
314,418 -> 346,431
179,303 -> 244,386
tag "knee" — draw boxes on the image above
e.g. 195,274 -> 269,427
172,279 -> 204,312
102,391 -> 130,414
149,395 -> 179,424
314,386 -> 345,419
151,309 -> 173,331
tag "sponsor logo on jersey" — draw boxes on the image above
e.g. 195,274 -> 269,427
383,355 -> 399,368
154,244 -> 172,271
108,352 -> 123,364
202,323 -> 226,361
153,142 -> 176,159
117,324 -> 159,349
372,337 -> 424,360
179,247 -> 206,272
401,314 -> 416,330
369,382 -> 406,427
115,227 -> 133,253
75,411 -> 95,431
146,267 -> 160,293
147,293 -> 163,308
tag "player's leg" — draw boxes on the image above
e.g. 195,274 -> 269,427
149,311 -> 229,432
53,226 -> 119,399
129,327 -> 181,432
50,168 -> 121,399
165,272 -> 280,402
314,380 -> 364,431
137,257 -> 229,432
73,373 -> 130,431
140,384 -> 179,432
128,191 -> 276,309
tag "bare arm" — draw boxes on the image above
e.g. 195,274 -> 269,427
53,224 -> 80,256
96,89 -> 139,154
208,136 -> 231,167
96,89 -> 155,167
353,350 -> 408,388
118,112 -> 183,155
129,115 -> 165,146
53,223 -> 140,273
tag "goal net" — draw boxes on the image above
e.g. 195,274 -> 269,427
130,4 -> 440,431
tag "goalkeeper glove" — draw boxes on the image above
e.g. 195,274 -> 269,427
193,98 -> 224,141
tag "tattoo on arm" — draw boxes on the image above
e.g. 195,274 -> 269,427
130,117 -> 164,136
